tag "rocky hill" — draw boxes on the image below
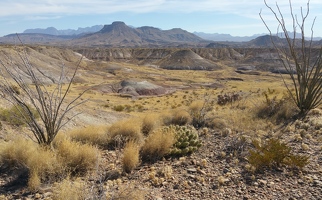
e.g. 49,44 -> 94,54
71,21 -> 206,47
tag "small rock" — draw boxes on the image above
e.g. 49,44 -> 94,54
187,168 -> 197,173
197,169 -> 207,175
258,179 -> 267,185
313,180 -> 322,187
267,181 -> 274,187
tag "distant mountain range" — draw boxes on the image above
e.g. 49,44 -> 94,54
23,25 -> 104,36
0,21 -> 321,47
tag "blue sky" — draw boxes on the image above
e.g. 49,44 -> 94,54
0,0 -> 322,37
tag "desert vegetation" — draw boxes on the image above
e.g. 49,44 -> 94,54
0,1 -> 321,199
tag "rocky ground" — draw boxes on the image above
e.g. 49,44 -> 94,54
1,109 -> 321,200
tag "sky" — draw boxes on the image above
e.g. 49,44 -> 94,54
0,0 -> 322,37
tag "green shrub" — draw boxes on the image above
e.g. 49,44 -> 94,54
113,105 -> 125,112
0,104 -> 39,126
248,138 -> 309,172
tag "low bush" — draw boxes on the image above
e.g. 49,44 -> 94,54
122,140 -> 140,173
141,126 -> 176,162
0,104 -> 39,126
55,138 -> 99,175
141,113 -> 161,135
0,137 -> 62,190
52,178 -> 86,200
256,93 -> 297,122
108,118 -> 143,146
217,92 -> 240,105
68,125 -> 109,148
188,100 -> 212,128
248,138 -> 309,172
171,109 -> 191,126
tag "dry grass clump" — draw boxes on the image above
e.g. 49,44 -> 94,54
108,118 -> 143,146
256,93 -> 297,123
68,125 -> 109,148
55,138 -> 99,175
141,127 -> 176,161
188,100 -> 212,128
170,109 -> 192,126
141,113 -> 161,135
52,178 -> 86,200
107,183 -> 146,200
0,137 -> 62,190
122,140 -> 140,173
207,118 -> 227,130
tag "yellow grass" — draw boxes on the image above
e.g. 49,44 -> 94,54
68,125 -> 109,148
0,137 -> 62,190
141,113 -> 162,135
55,138 -> 99,175
141,127 -> 176,161
122,140 -> 140,173
108,118 -> 143,145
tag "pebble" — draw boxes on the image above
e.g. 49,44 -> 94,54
187,168 -> 197,173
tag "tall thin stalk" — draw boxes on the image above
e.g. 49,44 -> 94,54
260,0 -> 322,115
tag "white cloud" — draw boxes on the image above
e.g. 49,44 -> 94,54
1,0 -> 321,17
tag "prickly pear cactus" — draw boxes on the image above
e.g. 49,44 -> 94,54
167,125 -> 202,156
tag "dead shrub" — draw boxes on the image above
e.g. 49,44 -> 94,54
256,93 -> 297,123
188,100 -> 213,128
141,127 -> 176,162
141,113 -> 161,135
68,125 -> 109,148
55,138 -> 99,175
122,140 -> 140,173
108,118 -> 143,146
207,118 -> 227,130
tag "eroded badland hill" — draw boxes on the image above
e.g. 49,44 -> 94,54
0,44 -> 321,199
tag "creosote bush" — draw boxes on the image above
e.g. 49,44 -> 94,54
122,140 -> 140,173
248,138 -> 309,172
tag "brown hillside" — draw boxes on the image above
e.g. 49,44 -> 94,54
157,49 -> 221,70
